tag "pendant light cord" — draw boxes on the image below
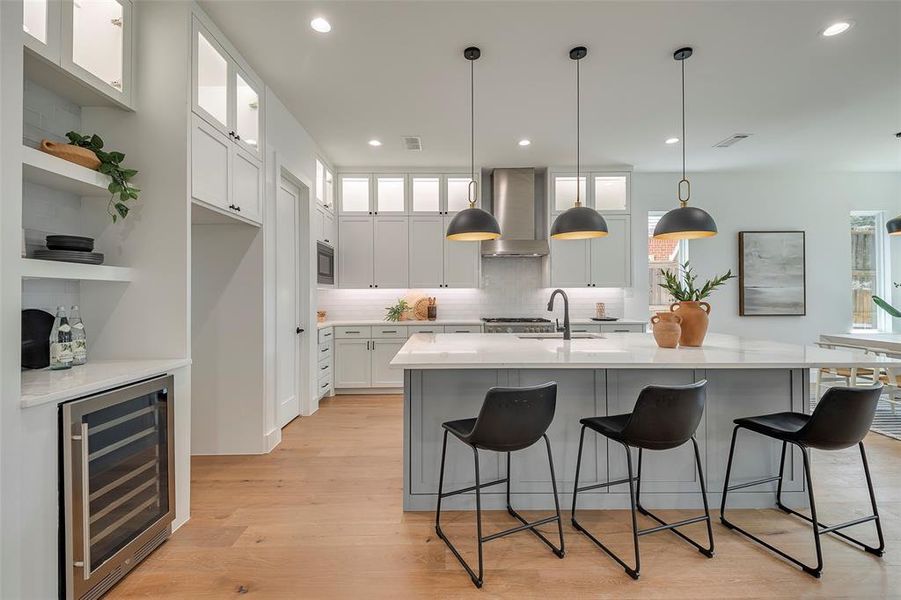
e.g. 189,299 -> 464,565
576,56 -> 581,206
678,55 -> 690,206
469,57 -> 476,208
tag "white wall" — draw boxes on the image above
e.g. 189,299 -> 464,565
629,171 -> 901,344
263,89 -> 329,428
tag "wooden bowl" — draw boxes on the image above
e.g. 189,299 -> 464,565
40,140 -> 101,170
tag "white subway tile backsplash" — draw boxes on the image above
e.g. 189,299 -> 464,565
318,258 -> 625,321
23,79 -> 82,148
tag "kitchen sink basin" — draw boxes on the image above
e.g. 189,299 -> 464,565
517,333 -> 605,340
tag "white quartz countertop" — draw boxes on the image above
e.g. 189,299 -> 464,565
21,358 -> 191,408
317,318 -> 646,329
390,332 -> 901,370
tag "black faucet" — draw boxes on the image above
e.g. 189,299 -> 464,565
547,289 -> 571,340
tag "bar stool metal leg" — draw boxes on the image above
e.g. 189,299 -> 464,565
503,437 -> 565,557
720,427 -> 885,578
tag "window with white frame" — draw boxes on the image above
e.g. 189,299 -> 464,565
648,211 -> 689,314
850,211 -> 891,330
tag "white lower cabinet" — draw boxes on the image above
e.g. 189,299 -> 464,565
334,339 -> 372,388
317,327 -> 334,399
370,339 -> 405,386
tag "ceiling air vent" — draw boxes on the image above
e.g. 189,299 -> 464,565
713,133 -> 752,148
401,136 -> 422,151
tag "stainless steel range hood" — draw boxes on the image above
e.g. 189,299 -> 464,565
480,167 -> 549,257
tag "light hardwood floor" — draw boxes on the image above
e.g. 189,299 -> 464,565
108,394 -> 900,599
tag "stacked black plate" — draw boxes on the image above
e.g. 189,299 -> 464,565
35,235 -> 103,265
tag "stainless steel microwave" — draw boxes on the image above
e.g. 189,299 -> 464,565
317,242 -> 335,285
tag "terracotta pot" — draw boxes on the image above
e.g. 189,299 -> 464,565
40,140 -> 101,170
670,301 -> 711,347
650,312 -> 682,348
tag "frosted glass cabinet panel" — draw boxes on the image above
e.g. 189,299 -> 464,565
593,174 -> 629,212
315,160 -> 325,204
234,70 -> 260,151
446,177 -> 476,213
340,176 -> 372,214
71,0 -> 124,91
375,176 -> 406,213
411,177 -> 441,213
24,0 -> 49,44
196,29 -> 228,129
553,175 -> 587,212
324,169 -> 334,210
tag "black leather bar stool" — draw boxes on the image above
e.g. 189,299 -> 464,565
435,382 -> 565,588
571,380 -> 714,580
720,384 -> 885,578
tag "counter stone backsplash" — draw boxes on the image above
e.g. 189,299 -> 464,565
318,257 -> 627,322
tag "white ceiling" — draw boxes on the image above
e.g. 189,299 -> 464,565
200,1 -> 901,172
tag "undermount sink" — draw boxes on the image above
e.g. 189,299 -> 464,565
517,333 -> 605,340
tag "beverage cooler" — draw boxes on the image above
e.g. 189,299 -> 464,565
60,375 -> 175,600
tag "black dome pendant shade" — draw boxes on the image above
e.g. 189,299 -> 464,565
887,215 -> 901,236
550,46 -> 608,240
446,46 -> 501,241
653,47 -> 718,240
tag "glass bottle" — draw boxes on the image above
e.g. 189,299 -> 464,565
49,306 -> 73,370
70,305 -> 87,366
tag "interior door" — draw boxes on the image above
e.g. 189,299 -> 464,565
276,180 -> 302,427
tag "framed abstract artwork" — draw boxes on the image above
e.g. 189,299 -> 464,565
738,231 -> 806,316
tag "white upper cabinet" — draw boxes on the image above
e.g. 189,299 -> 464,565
549,215 -> 631,287
409,216 -> 444,287
194,26 -> 229,130
374,175 -> 407,214
24,0 -> 60,61
592,173 -> 630,213
233,68 -> 260,154
191,115 -> 230,211
315,160 -> 335,212
550,171 -> 630,214
411,176 -> 441,214
63,0 -> 130,102
25,0 -> 134,108
338,217 -> 374,288
589,215 -> 631,286
442,215 -> 480,288
338,174 -> 372,214
372,217 -> 409,288
192,17 -> 263,158
551,174 -> 587,213
324,168 -> 334,211
315,159 -> 325,205
445,176 -> 477,214
231,146 -> 262,222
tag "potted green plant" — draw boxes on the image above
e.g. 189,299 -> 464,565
385,299 -> 411,322
65,131 -> 140,223
658,261 -> 735,346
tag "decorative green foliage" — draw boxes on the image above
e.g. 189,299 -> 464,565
873,295 -> 901,318
659,261 -> 735,302
385,299 -> 410,322
66,131 -> 140,223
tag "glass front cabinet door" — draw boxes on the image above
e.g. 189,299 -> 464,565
23,0 -> 61,61
61,0 -> 133,107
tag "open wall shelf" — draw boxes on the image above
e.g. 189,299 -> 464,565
22,145 -> 111,196
20,258 -> 133,282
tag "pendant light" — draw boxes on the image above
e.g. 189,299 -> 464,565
885,133 -> 901,235
446,47 -> 501,241
653,47 -> 718,240
550,46 -> 608,240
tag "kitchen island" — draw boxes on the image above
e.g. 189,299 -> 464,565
391,332 -> 899,511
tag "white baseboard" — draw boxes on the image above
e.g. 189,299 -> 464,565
334,388 -> 403,395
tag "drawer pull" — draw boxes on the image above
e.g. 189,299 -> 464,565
320,382 -> 329,389
381,330 -> 397,333
323,332 -> 332,337
320,348 -> 329,353
345,330 -> 360,334
320,365 -> 328,371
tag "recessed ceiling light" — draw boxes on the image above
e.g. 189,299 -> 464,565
310,17 -> 331,33
518,139 -> 531,146
665,137 -> 679,144
368,139 -> 382,147
822,21 -> 853,37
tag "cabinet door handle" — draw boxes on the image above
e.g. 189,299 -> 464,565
296,327 -> 304,334
321,382 -> 329,389
371,340 -> 376,350
320,364 -> 328,371
320,347 -> 328,353
324,239 -> 329,243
